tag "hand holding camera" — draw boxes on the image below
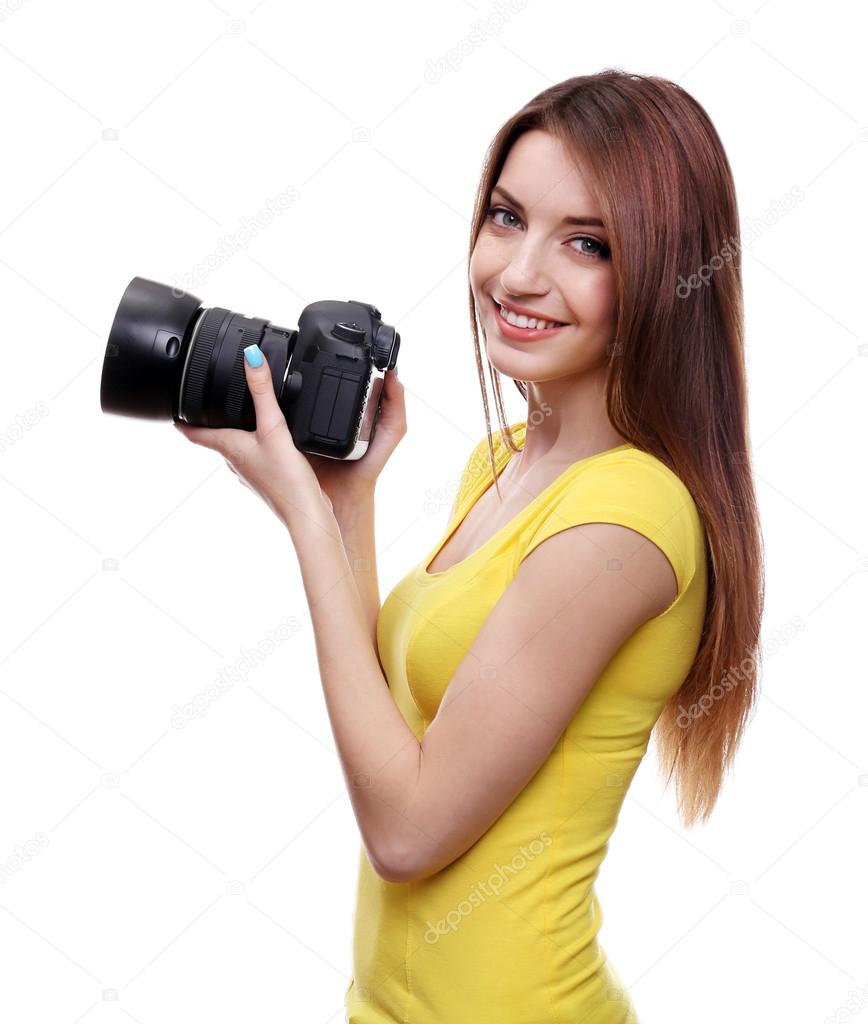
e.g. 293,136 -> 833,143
173,342 -> 335,526
100,276 -> 404,516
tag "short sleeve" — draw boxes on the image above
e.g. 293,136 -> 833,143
517,454 -> 702,601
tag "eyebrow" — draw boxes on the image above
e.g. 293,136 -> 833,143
490,185 -> 606,229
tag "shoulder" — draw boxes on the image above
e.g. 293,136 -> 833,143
519,447 -> 704,612
572,448 -> 701,534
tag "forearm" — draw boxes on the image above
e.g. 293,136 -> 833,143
330,486 -> 380,648
286,497 -> 422,878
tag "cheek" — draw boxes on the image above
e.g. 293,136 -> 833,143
563,271 -> 616,325
468,247 -> 481,293
469,249 -> 498,313
471,229 -> 512,275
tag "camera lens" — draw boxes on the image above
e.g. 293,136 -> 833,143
177,304 -> 292,429
100,277 -> 293,430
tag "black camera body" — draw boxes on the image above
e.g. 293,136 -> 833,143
100,276 -> 400,460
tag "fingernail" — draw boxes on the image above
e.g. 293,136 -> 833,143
244,344 -> 264,368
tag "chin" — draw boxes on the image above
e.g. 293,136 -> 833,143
487,348 -> 548,380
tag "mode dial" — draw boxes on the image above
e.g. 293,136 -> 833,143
333,321 -> 366,343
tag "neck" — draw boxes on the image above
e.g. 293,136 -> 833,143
517,365 -> 628,470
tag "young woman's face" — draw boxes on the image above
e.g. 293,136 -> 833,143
469,129 -> 617,383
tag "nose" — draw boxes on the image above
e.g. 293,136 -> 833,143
498,234 -> 550,298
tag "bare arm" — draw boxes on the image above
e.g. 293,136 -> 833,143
330,485 -> 380,648
286,499 -> 422,881
288,500 -> 676,883
330,469 -> 462,650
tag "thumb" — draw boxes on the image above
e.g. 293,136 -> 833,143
243,344 -> 286,439
379,368 -> 406,431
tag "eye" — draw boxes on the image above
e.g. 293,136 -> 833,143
484,205 -> 610,261
486,205 -> 521,230
570,236 -> 611,260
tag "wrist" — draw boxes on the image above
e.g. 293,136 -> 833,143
329,482 -> 376,517
278,487 -> 335,533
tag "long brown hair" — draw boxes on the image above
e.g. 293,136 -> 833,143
467,69 -> 765,828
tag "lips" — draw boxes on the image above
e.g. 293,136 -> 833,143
488,295 -> 571,342
493,295 -> 569,326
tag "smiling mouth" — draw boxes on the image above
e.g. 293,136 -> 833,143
490,295 -> 571,333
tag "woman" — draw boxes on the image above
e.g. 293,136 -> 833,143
177,70 -> 764,1023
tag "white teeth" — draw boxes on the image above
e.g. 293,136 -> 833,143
498,303 -> 563,331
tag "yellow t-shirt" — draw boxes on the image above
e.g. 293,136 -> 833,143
345,419 -> 708,1023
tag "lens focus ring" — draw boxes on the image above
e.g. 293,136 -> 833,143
224,319 -> 267,428
182,307 -> 230,424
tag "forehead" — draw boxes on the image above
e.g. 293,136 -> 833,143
494,129 -> 601,218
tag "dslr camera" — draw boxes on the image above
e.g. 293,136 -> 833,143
100,276 -> 400,460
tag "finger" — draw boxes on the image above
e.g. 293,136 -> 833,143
381,369 -> 407,431
243,345 -> 287,441
385,368 -> 403,399
174,420 -> 248,456
223,456 -> 249,487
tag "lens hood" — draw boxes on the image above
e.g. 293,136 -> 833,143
101,276 -> 202,420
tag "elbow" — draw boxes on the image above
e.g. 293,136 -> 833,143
369,754 -> 429,883
374,840 -> 449,884
371,839 -> 418,884
374,860 -> 412,884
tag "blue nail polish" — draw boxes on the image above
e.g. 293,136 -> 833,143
244,344 -> 264,368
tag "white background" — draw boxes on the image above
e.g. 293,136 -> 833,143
0,1 -> 865,1021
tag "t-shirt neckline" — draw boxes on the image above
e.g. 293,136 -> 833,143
418,421 -> 634,581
